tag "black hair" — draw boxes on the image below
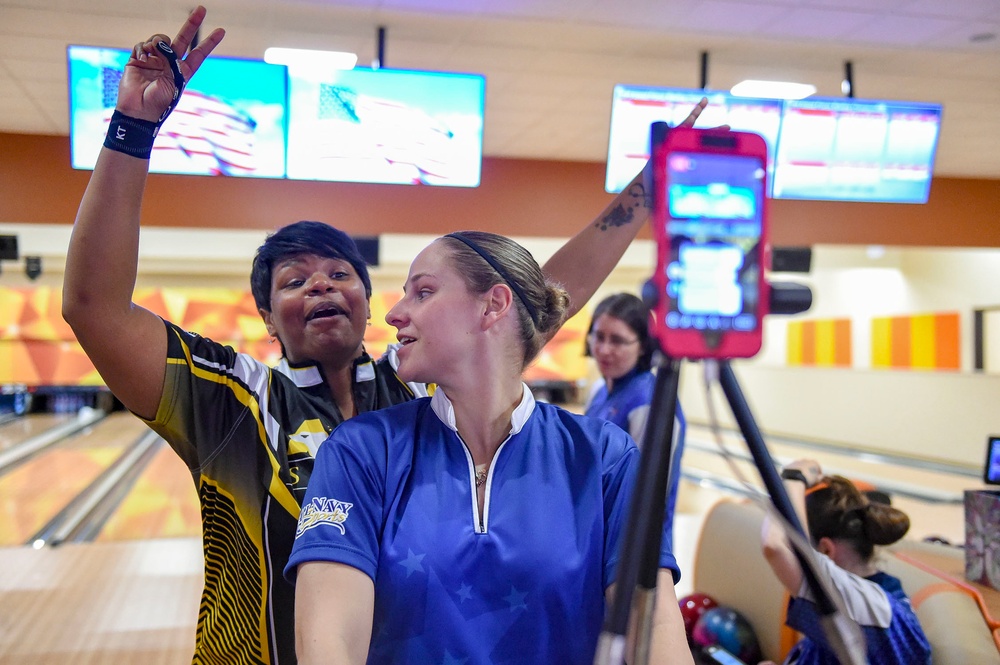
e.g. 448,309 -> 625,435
250,221 -> 372,312
584,292 -> 657,373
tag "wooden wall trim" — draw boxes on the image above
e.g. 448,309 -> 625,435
3,132 -> 998,247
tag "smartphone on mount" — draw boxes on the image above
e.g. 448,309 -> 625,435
648,123 -> 770,359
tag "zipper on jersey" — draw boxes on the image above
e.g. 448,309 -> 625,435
458,433 -> 513,534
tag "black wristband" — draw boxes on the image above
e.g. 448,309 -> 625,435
103,110 -> 158,159
780,468 -> 809,485
154,40 -> 186,125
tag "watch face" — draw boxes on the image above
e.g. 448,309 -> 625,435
781,468 -> 808,483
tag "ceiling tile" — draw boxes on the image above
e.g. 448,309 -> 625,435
1,0 -> 998,178
842,14 -> 969,46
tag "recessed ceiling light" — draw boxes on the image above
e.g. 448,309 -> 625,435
263,47 -> 358,72
730,79 -> 817,100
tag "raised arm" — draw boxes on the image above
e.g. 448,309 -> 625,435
541,98 -> 709,326
62,7 -> 224,419
295,562 -> 375,665
760,459 -> 822,594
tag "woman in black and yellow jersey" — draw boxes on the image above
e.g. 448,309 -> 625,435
62,7 -> 709,664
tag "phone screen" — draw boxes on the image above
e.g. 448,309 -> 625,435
985,436 -> 1000,484
702,645 -> 748,665
664,151 -> 766,340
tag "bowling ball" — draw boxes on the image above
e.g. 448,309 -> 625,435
678,592 -> 718,639
692,605 -> 762,664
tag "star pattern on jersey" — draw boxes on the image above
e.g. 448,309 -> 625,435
400,548 -> 426,577
373,563 -> 533,662
440,651 -> 468,665
504,585 -> 528,612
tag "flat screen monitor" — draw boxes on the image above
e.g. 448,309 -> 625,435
771,97 -> 942,203
285,67 -> 485,187
67,45 -> 287,177
985,436 -> 1000,485
605,85 -> 783,194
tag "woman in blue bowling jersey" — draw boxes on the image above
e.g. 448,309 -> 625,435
759,460 -> 931,665
585,292 -> 668,442
287,232 -> 694,664
62,8 -> 714,664
584,292 -> 686,544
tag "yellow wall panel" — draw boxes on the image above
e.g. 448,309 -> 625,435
815,319 -> 836,366
871,317 -> 892,368
786,321 -> 804,366
910,314 -> 937,369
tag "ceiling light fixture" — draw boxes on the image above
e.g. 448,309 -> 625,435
263,47 -> 358,72
730,79 -> 817,100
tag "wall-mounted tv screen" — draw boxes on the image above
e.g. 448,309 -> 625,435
771,97 -> 942,204
68,45 -> 287,177
606,85 -> 943,204
285,67 -> 485,187
605,85 -> 783,194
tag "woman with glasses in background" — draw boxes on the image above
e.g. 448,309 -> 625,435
584,292 -> 686,545
586,292 -> 678,441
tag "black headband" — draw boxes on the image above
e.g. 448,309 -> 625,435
444,233 -> 540,327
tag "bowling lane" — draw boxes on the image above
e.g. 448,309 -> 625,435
0,536 -> 203,665
675,422 -> 980,546
668,425 -> 980,599
0,413 -> 77,454
94,444 -> 202,542
0,412 -> 152,546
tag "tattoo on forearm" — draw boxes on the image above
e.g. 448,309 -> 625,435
595,182 -> 651,231
630,182 -> 652,209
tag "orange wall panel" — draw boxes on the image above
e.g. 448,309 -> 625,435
834,319 -> 852,367
0,284 -> 589,386
872,312 -> 960,371
934,313 -> 960,370
890,317 -> 912,368
800,320 -> 816,365
786,318 -> 851,368
3,132 -> 1000,248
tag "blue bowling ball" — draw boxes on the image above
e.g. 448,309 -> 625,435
691,605 -> 762,664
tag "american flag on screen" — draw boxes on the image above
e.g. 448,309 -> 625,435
102,67 -> 123,107
100,66 -> 259,176
317,83 -> 456,184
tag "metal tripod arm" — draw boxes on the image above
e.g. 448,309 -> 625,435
594,356 -> 681,665
716,360 -> 867,665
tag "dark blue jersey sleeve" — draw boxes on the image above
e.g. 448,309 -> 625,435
601,422 -> 681,588
285,413 -> 391,582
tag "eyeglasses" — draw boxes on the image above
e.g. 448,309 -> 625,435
587,331 -> 640,350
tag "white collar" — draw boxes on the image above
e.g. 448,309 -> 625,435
273,357 -> 324,387
273,355 -> 375,388
430,383 -> 535,435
